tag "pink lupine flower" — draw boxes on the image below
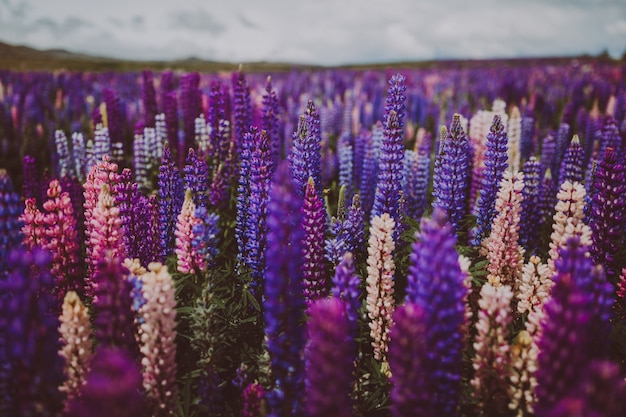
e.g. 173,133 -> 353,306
366,213 -> 395,370
21,197 -> 47,249
137,262 -> 178,416
481,171 -> 525,287
547,180 -> 591,274
59,291 -> 93,410
471,283 -> 514,415
175,189 -> 203,273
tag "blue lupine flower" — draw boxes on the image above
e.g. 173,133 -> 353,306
520,116 -> 534,163
302,177 -> 328,307
331,252 -> 361,336
183,148 -> 209,209
0,170 -> 23,277
0,247 -> 64,417
158,146 -> 184,262
558,135 -> 584,186
359,125 -> 378,217
261,76 -> 281,166
264,162 -> 306,417
404,208 -> 468,416
520,157 -> 542,254
471,115 -> 508,246
432,115 -> 470,232
337,132 -> 354,200
231,69 -> 253,155
290,100 -> 322,197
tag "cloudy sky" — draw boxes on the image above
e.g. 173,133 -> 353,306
1,0 -> 625,65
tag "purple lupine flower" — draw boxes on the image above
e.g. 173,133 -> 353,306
158,146 -> 184,262
160,70 -> 175,108
353,127 -> 369,190
60,175 -> 85,236
412,136 -> 432,219
66,347 -> 146,417
554,123 -> 571,173
338,132 -> 354,199
183,148 -> 209,209
305,297 -> 354,417
325,194 -> 365,266
142,69 -> 158,128
71,132 -> 87,182
331,252 -> 361,336
558,135 -> 584,186
261,76 -> 281,166
432,115 -> 471,232
544,359 -> 626,417
534,237 -> 613,415
0,248 -> 64,417
163,91 -> 179,166
471,115 -> 509,246
404,208 -> 468,416
245,129 -> 273,294
589,147 -> 626,285
538,169 -> 557,231
54,129 -> 73,178
0,170 -> 23,276
520,116 -> 534,162
103,88 -> 124,148
520,157 -> 542,253
236,128 -> 255,270
264,162 -> 306,417
92,254 -> 139,359
22,155 -> 39,201
372,73 -> 407,227
290,100 -> 322,196
389,303 -> 429,417
115,169 -> 156,266
599,117 -> 621,162
359,125 -> 378,217
242,383 -> 265,417
402,149 -> 418,216
207,80 -> 230,166
191,206 -> 220,268
302,177 -> 328,307
231,68 -> 252,154
180,72 -> 201,157
540,134 -> 557,179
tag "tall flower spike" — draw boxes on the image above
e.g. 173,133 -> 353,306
261,76 -> 281,165
481,171 -> 525,287
183,147 -> 209,209
0,248 -> 64,417
231,68 -> 253,156
507,106 -> 522,173
137,262 -> 178,417
520,157 -> 542,253
589,147 -> 626,285
264,162 -> 306,417
471,283 -> 514,416
245,129 -> 273,294
0,170 -> 23,276
359,124 -> 379,216
547,181 -> 591,274
404,207 -> 468,416
66,348 -> 146,417
180,72 -> 201,159
290,100 -> 322,196
389,303 -> 429,417
472,115 -> 509,246
59,291 -> 94,409
191,207 -> 220,269
372,107 -> 404,227
83,155 -> 120,284
301,177 -> 328,307
365,213 -> 395,369
236,128 -> 255,271
534,238 -> 612,415
21,197 -> 46,249
157,146 -> 184,262
54,129 -> 73,178
175,189 -> 203,274
432,114 -> 471,232
331,252 -> 361,337
338,132 -> 354,199
92,255 -> 139,359
520,117 -> 534,163
305,298 -> 354,417
142,69 -> 158,128
558,135 -> 584,186
42,179 -> 84,299
87,184 -> 125,295
163,91 -> 179,164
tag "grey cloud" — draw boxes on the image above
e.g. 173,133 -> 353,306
238,13 -> 257,29
0,0 -> 29,20
169,9 -> 225,35
33,16 -> 89,37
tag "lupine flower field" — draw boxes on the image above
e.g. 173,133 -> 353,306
1,59 -> 626,417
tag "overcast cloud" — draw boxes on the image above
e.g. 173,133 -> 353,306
0,0 -> 624,65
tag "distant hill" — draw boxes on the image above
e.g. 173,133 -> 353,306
0,41 -> 321,72
0,40 -> 617,73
